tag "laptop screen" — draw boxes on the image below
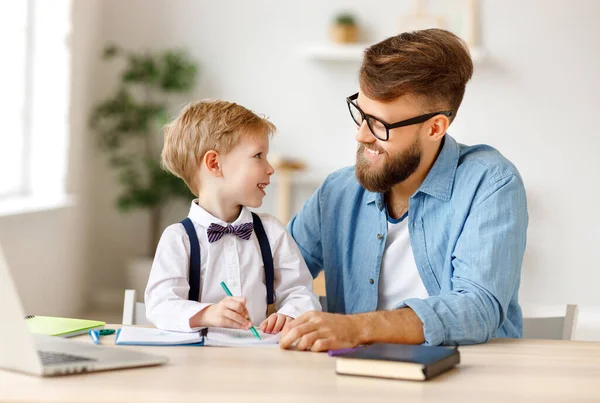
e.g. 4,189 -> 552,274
0,245 -> 44,374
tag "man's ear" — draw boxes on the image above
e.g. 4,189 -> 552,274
427,114 -> 450,142
203,150 -> 222,177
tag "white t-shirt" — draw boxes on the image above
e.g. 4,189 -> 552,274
377,213 -> 429,311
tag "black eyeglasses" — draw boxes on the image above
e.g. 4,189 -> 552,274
346,93 -> 453,141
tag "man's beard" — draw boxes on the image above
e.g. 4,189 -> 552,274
355,140 -> 421,193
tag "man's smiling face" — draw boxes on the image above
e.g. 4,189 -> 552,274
354,92 -> 425,193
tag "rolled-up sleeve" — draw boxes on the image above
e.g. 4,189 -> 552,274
402,174 -> 528,345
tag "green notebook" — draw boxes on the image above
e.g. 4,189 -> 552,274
25,315 -> 105,337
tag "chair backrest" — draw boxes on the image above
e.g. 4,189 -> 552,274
319,295 -> 327,312
522,304 -> 579,340
122,289 -> 151,326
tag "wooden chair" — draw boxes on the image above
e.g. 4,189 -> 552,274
314,272 -> 327,311
122,289 -> 151,326
522,304 -> 579,340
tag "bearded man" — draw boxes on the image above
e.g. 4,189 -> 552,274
280,29 -> 528,351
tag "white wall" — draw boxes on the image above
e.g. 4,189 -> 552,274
0,207 -> 86,316
86,0 -> 600,309
456,0 -> 600,305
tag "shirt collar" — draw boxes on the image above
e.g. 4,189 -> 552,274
363,134 -> 459,205
416,134 -> 459,202
365,190 -> 382,206
187,200 -> 253,228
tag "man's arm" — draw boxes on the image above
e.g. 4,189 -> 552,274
279,308 -> 424,351
402,174 -> 528,345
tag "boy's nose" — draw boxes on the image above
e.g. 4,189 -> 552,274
267,162 -> 275,176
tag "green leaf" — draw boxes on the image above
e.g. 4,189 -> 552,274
116,194 -> 136,212
155,106 -> 170,127
159,50 -> 198,91
334,13 -> 356,26
109,155 -> 133,168
103,44 -> 121,59
123,53 -> 160,84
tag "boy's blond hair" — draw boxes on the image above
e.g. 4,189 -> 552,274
162,100 -> 276,195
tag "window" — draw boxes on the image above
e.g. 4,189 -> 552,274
0,2 -> 29,197
0,0 -> 71,209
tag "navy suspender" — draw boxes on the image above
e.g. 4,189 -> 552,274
252,213 -> 274,306
180,218 -> 201,302
180,212 -> 274,305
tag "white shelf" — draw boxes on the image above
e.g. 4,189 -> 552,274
298,43 -> 370,62
299,43 -> 486,63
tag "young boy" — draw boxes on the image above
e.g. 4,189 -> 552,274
145,100 -> 321,335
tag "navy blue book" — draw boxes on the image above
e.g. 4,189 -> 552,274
335,343 -> 460,381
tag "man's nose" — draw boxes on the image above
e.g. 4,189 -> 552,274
355,121 -> 374,143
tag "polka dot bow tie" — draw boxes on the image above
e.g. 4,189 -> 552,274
206,222 -> 253,243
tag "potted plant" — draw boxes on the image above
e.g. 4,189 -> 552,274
330,12 -> 359,44
89,44 -> 198,294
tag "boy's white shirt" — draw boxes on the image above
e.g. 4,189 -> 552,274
145,200 -> 321,332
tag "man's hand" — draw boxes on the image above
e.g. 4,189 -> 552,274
259,313 -> 292,334
190,297 -> 251,329
278,311 -> 362,352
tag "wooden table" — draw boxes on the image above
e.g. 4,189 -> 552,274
1,329 -> 600,403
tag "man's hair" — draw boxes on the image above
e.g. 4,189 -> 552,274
161,100 -> 276,194
359,29 -> 473,121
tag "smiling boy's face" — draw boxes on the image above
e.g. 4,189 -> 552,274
218,132 -> 275,208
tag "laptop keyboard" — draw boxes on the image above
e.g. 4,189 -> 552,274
38,350 -> 97,366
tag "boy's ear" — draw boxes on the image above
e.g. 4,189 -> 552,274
203,150 -> 223,177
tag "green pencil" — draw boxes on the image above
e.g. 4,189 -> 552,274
220,281 -> 261,340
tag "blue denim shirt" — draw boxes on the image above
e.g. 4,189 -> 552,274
287,135 -> 528,346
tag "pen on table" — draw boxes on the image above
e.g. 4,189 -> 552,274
89,329 -> 115,344
220,281 -> 261,340
327,347 -> 363,357
89,329 -> 100,345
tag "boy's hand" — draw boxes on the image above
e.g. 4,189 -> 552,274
192,297 -> 252,330
259,313 -> 293,334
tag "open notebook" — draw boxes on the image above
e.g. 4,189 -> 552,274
115,326 -> 280,347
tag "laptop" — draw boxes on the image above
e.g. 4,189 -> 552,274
0,244 -> 168,376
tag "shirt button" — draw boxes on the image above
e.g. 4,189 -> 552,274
369,279 -> 374,285
376,234 -> 383,240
